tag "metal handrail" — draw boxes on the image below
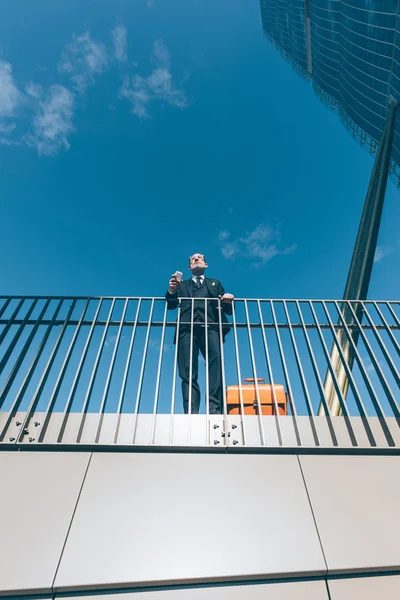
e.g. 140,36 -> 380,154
0,296 -> 398,449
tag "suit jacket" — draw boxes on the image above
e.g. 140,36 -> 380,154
165,277 -> 232,341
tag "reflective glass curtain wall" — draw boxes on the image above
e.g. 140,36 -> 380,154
259,0 -> 311,80
260,0 -> 400,184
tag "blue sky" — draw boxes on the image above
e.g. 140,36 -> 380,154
1,0 -> 399,301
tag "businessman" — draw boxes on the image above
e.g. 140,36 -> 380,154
165,253 -> 234,414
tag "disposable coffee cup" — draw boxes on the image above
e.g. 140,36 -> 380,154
174,271 -> 183,282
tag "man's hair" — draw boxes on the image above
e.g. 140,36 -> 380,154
188,254 -> 206,266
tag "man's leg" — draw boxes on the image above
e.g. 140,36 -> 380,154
178,329 -> 200,414
198,328 -> 223,414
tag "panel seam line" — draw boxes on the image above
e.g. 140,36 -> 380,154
50,451 -> 93,594
297,455 -> 329,575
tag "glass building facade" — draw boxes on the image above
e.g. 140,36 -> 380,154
259,0 -> 400,184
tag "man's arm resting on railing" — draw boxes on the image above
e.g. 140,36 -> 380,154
218,281 -> 233,315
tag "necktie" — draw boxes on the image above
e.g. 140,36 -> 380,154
196,276 -> 201,287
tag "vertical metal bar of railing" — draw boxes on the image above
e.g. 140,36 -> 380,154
386,302 -> 400,335
95,298 -> 129,443
114,299 -> 142,443
321,301 -> 376,446
0,299 -> 49,408
345,302 -> 400,422
0,298 -> 39,377
75,299 -> 116,443
307,301 -> 358,446
257,300 -> 285,445
0,299 -> 64,441
150,303 -> 168,445
243,300 -> 266,447
362,304 -> 400,389
187,298 -> 195,445
132,299 -> 155,444
38,299 -> 91,443
296,301 -> 339,446
169,300 -> 181,445
334,301 -> 395,446
217,297 -> 229,448
204,298 -> 210,444
56,299 -> 103,443
204,299 -> 209,421
14,300 -> 63,405
231,300 -> 247,446
0,298 -> 24,349
16,299 -> 77,440
78,299 -> 116,433
374,302 -> 400,358
0,297 -> 11,320
282,300 -> 321,446
17,299 -> 78,442
269,300 -> 303,445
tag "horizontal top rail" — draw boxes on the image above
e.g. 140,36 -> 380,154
0,295 -> 399,303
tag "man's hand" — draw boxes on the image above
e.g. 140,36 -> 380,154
168,275 -> 181,294
219,293 -> 234,304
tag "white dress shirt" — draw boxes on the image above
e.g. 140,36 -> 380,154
192,274 -> 205,285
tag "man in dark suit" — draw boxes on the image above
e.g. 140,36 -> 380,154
166,253 -> 234,414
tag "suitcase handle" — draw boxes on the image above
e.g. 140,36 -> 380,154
243,378 -> 266,384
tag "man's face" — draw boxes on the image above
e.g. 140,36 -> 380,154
189,253 -> 208,273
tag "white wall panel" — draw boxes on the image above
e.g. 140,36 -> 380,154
0,451 -> 90,595
55,453 -> 326,591
300,456 -> 400,573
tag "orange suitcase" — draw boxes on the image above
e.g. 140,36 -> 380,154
226,378 -> 287,415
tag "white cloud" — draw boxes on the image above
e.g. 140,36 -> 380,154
112,24 -> 127,62
218,230 -> 230,242
58,31 -> 108,93
363,356 -> 375,373
148,338 -> 172,353
374,247 -> 385,263
0,58 -> 77,156
362,355 -> 385,375
120,78 -> 148,118
374,242 -> 400,263
25,81 -> 42,99
119,39 -> 188,118
26,85 -> 75,156
105,334 -> 129,347
221,242 -> 240,259
217,223 -> 297,267
0,61 -> 21,145
0,122 -> 16,134
240,224 -> 297,267
281,244 -> 298,255
152,39 -> 170,67
216,231 -> 240,259
0,60 -> 21,118
0,136 -> 19,146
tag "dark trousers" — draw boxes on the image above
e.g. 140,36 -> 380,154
178,326 -> 222,414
